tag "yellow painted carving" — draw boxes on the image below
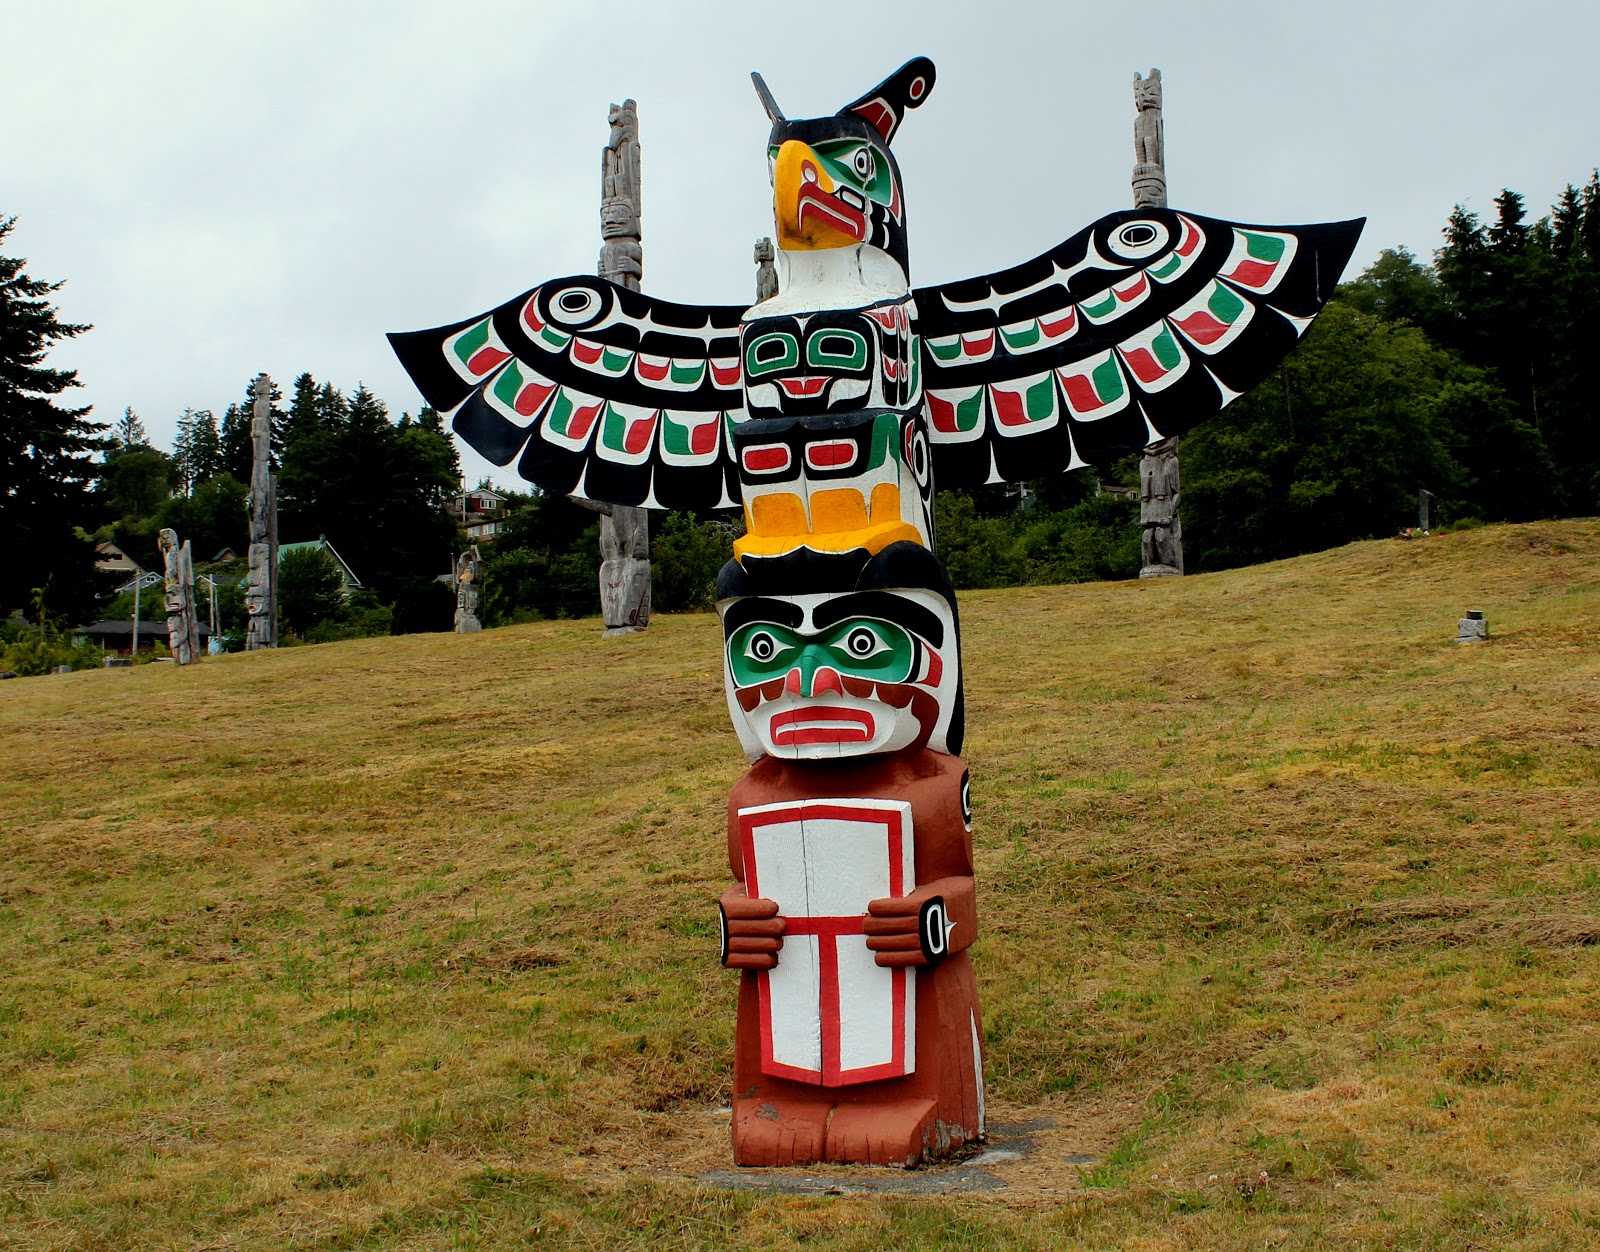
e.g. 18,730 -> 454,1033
774,140 -> 863,252
746,492 -> 809,538
810,487 -> 870,534
732,482 -> 923,560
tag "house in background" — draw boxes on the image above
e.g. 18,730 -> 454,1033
81,619 -> 213,656
278,537 -> 362,593
95,541 -> 139,578
449,484 -> 507,541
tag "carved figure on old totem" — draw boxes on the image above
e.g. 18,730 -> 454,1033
390,58 -> 1362,1167
455,545 -> 483,633
158,527 -> 201,665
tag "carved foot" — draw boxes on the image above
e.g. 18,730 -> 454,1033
731,1098 -> 828,1167
823,1096 -> 939,1167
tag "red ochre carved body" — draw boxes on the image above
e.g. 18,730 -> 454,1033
722,749 -> 983,1167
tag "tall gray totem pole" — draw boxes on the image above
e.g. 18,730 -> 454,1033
594,100 -> 652,635
245,372 -> 278,649
1133,69 -> 1183,578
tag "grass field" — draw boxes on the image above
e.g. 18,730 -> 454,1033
2,519 -> 1598,1250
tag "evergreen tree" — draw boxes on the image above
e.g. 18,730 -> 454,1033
1434,178 -> 1600,512
0,215 -> 110,621
282,371 -> 321,448
171,407 -> 222,492
217,375 -> 284,480
1181,302 -> 1471,570
277,381 -> 461,627
112,405 -> 149,449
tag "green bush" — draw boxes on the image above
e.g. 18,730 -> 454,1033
651,512 -> 736,612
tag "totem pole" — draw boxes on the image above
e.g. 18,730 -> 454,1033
245,373 -> 277,650
390,58 -> 1361,1167
754,237 -> 779,304
1133,69 -> 1183,577
454,545 -> 483,632
157,527 -> 201,665
596,100 -> 652,635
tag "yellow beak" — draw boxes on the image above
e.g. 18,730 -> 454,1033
774,139 -> 868,252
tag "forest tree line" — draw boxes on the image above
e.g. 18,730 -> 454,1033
5,174 -> 1598,652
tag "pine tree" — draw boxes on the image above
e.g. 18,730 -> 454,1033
0,214 -> 110,620
112,405 -> 149,448
283,371 -> 321,449
172,407 -> 222,492
218,375 -> 284,480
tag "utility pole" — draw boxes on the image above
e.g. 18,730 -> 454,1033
1133,68 -> 1183,578
594,99 -> 652,635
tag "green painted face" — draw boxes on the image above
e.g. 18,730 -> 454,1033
810,139 -> 894,206
728,617 -> 914,692
765,140 -> 894,207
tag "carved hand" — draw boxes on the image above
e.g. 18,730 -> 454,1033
864,876 -> 977,968
719,888 -> 786,970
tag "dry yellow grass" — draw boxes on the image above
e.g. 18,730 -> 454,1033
1,519 -> 1597,1249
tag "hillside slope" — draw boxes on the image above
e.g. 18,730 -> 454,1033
2,520 -> 1597,1249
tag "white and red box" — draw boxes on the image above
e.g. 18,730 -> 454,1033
737,797 -> 916,1086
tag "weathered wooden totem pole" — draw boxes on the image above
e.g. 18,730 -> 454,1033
595,100 -> 652,635
1132,68 -> 1185,578
454,545 -> 483,633
391,58 -> 1361,1167
245,373 -> 277,651
158,527 -> 201,665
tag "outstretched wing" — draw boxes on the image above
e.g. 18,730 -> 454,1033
914,208 -> 1363,486
389,276 -> 748,509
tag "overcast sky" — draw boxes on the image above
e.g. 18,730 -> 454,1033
6,0 -> 1596,488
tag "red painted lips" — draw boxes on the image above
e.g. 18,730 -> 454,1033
769,706 -> 875,746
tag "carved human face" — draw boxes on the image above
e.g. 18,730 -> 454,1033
719,587 -> 959,761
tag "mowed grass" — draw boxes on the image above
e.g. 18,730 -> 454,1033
2,519 -> 1598,1250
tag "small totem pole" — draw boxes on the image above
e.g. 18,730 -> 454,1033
753,237 -> 779,303
1133,69 -> 1184,578
454,545 -> 483,632
596,100 -> 652,635
157,527 -> 201,665
245,373 -> 278,650
390,57 -> 1361,1170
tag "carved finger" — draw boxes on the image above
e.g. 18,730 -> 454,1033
727,917 -> 786,938
724,952 -> 778,971
722,896 -> 781,920
861,914 -> 918,936
867,894 -> 922,918
727,935 -> 782,954
873,950 -> 927,969
864,932 -> 923,953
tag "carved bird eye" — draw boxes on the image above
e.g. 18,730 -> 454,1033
853,147 -> 874,180
1105,219 -> 1172,261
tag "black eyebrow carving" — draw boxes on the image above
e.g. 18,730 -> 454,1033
811,591 -> 944,647
721,596 -> 805,637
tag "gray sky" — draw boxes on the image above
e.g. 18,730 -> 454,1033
6,0 -> 1596,488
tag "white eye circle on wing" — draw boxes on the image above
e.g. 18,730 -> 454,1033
1108,220 -> 1171,260
844,627 -> 887,658
550,286 -> 602,324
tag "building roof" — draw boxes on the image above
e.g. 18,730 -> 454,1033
278,537 -> 362,588
82,620 -> 213,641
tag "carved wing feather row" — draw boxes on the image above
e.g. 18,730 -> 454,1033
388,276 -> 749,508
914,209 -> 1364,485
